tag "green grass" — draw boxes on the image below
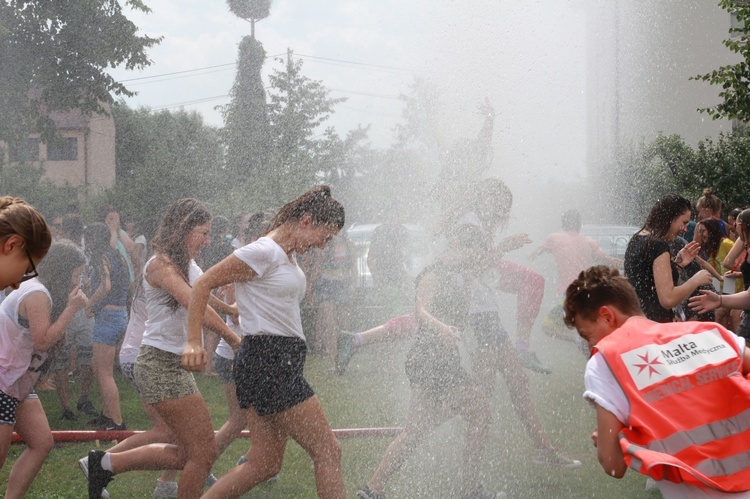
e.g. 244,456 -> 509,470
2,335 -> 659,498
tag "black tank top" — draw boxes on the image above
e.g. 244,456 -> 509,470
742,258 -> 750,290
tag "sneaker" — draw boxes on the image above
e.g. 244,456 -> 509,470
104,421 -> 127,431
461,484 -> 506,498
77,397 -> 99,416
335,331 -> 356,374
357,485 -> 386,499
153,478 -> 178,498
78,456 -> 111,499
533,447 -> 582,469
518,350 -> 552,374
87,413 -> 109,427
61,407 -> 77,421
205,473 -> 217,488
86,450 -> 115,499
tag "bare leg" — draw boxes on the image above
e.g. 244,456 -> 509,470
5,398 -> 54,499
92,342 -> 123,425
202,331 -> 219,376
215,383 -> 247,457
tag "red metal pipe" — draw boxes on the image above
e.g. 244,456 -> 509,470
11,427 -> 402,444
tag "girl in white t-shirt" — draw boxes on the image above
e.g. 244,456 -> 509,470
0,241 -> 87,497
85,199 -> 241,499
185,185 -> 346,499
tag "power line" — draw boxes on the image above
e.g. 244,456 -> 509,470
295,53 -> 413,73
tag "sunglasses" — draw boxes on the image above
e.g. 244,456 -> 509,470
19,246 -> 38,283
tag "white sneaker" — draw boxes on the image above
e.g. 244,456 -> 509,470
153,478 -> 178,498
78,456 -> 111,499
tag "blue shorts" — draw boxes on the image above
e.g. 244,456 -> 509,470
93,308 -> 128,346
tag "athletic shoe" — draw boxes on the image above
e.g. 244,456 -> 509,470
153,478 -> 178,498
86,450 -> 115,499
357,485 -> 386,499
205,473 -> 217,488
533,447 -> 582,469
518,350 -> 552,374
78,456 -> 111,499
87,413 -> 109,427
335,331 -> 356,374
61,407 -> 77,421
460,484 -> 506,498
236,456 -> 279,482
77,397 -> 99,416
104,421 -> 127,431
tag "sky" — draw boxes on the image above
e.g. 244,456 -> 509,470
110,0 -> 589,187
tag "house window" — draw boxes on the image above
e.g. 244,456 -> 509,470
47,137 -> 78,161
8,138 -> 40,162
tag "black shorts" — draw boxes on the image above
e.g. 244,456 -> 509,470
234,335 -> 314,416
469,312 -> 510,346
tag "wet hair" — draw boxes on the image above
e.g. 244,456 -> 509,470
244,210 -> 275,242
36,241 -> 86,322
642,193 -> 692,240
737,209 -> 750,244
151,199 -> 212,310
696,188 -> 722,216
697,218 -> 724,259
61,213 -> 84,243
563,265 -> 642,328
266,186 -> 345,232
0,196 -> 52,260
561,209 -> 582,232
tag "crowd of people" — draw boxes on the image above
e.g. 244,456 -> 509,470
2,182 -> 750,498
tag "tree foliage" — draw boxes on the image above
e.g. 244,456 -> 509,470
110,103 -> 225,222
0,0 -> 160,145
600,131 -> 750,224
221,36 -> 271,187
226,0 -> 271,22
693,0 -> 750,121
0,162 -> 80,217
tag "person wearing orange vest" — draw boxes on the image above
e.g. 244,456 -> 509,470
563,265 -> 750,498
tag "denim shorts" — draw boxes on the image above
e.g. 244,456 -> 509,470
93,308 -> 128,346
134,345 -> 198,405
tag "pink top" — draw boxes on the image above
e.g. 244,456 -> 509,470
539,231 -> 613,295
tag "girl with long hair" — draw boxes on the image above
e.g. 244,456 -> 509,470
184,186 -> 346,499
0,241 -> 87,497
84,222 -> 131,430
624,194 -> 712,322
85,199 -> 241,499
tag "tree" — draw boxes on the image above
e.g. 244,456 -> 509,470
693,0 -> 750,122
221,36 -> 271,187
226,0 -> 271,39
109,103 -> 225,222
0,0 -> 160,146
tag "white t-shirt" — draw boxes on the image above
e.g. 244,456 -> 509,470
140,257 -> 203,355
215,316 -> 240,360
583,327 -> 749,498
0,279 -> 51,399
233,237 -> 306,340
119,284 -> 147,364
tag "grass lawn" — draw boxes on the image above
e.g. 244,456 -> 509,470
2,332 -> 660,498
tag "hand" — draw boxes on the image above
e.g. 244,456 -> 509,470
591,429 -> 598,448
688,289 -> 721,314
229,333 -> 242,352
181,343 -> 207,372
67,288 -> 88,311
439,324 -> 461,350
496,233 -> 533,254
675,241 -> 700,267
725,271 -> 743,278
689,269 -> 713,288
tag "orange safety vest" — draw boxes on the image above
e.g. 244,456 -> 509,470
595,317 -> 750,492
